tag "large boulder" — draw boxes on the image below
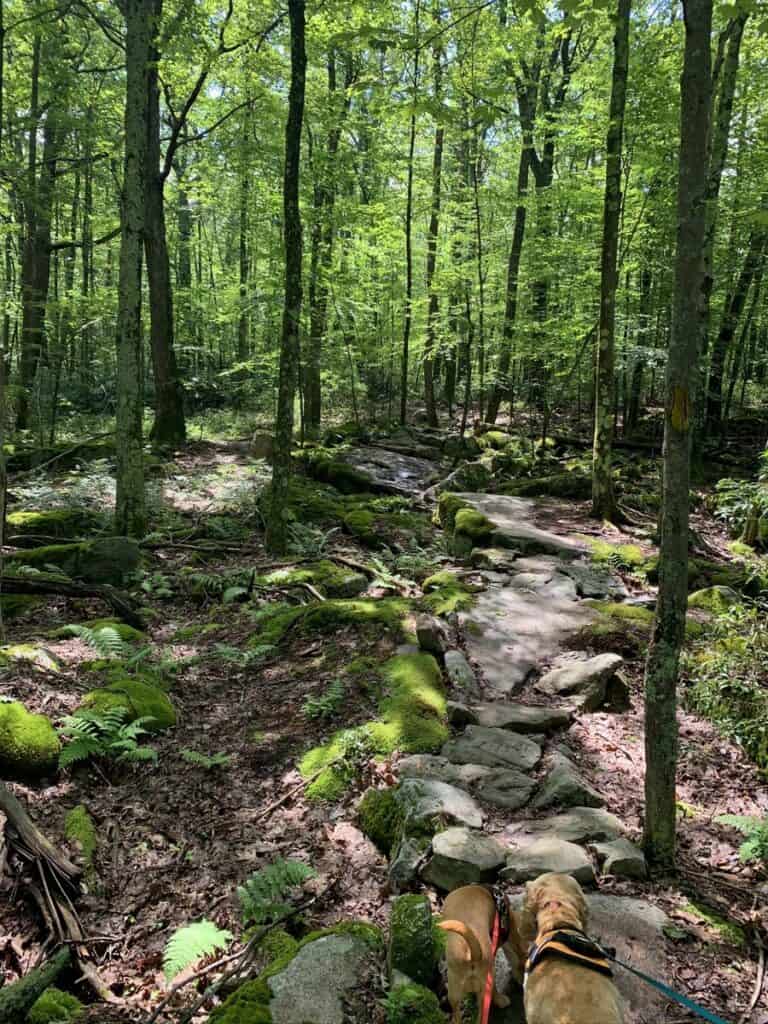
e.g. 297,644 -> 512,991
0,701 -> 60,778
534,653 -> 624,711
442,726 -> 541,771
532,755 -> 605,810
421,827 -> 507,891
687,585 -> 741,614
8,536 -> 140,585
502,838 -> 596,885
396,777 -> 484,832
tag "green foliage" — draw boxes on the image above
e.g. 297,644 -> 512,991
421,570 -> 477,615
163,920 -> 234,980
80,673 -> 176,731
140,571 -> 175,599
64,804 -> 97,865
388,894 -> 439,987
383,983 -> 447,1024
715,815 -> 768,866
453,508 -> 493,540
206,979 -> 273,1023
27,986 -> 84,1024
180,748 -> 233,770
585,538 -> 647,570
57,623 -> 128,659
302,679 -> 346,720
237,859 -> 318,927
358,787 -> 404,856
249,598 -> 411,649
57,707 -> 158,768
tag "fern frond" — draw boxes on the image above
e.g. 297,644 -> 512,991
715,814 -> 760,834
180,749 -> 232,770
64,625 -> 127,659
59,737 -> 103,768
237,859 -> 317,926
118,745 -> 158,763
162,920 -> 233,980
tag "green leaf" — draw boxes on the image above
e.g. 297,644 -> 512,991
162,920 -> 233,980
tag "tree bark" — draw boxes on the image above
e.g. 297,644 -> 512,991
422,23 -> 444,428
0,947 -> 70,1023
115,0 -> 152,537
643,0 -> 712,870
400,0 -> 421,425
592,0 -> 630,520
266,0 -> 306,554
627,266 -> 652,433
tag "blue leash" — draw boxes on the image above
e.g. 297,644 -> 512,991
604,950 -> 733,1024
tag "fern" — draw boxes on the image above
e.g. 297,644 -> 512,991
163,920 -> 233,980
716,814 -> 768,864
62,624 -> 127,660
180,748 -> 232,770
237,858 -> 317,926
57,709 -> 158,769
302,679 -> 346,720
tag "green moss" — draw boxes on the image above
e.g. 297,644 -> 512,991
64,805 -> 97,865
297,920 -> 384,952
384,983 -> 447,1023
173,622 -> 223,642
688,586 -> 741,614
258,928 -> 299,964
421,571 -> 476,616
585,538 -> 646,568
499,472 -> 592,500
476,430 -> 511,450
80,675 -> 176,732
0,701 -> 60,778
259,559 -> 366,597
0,643 -> 60,672
359,787 -> 404,856
454,508 -> 493,541
249,598 -> 411,649
207,979 -> 273,1023
7,537 -> 140,584
728,540 -> 756,558
389,894 -> 438,987
583,600 -> 702,653
344,509 -> 376,541
300,653 -> 446,801
586,600 -> 653,624
7,507 -> 104,542
436,492 -> 470,531
683,901 -> 746,947
27,986 -> 84,1024
0,595 -> 41,619
55,618 -> 146,644
8,541 -> 82,575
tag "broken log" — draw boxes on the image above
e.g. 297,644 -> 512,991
0,574 -> 145,630
0,946 -> 70,1023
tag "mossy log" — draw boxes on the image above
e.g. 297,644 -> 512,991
0,946 -> 70,1023
0,574 -> 145,630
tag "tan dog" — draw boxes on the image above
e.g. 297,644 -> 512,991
512,872 -> 624,1024
438,884 -> 511,1024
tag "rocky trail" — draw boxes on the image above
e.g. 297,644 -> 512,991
0,428 -> 765,1024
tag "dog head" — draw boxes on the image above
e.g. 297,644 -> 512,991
520,872 -> 588,941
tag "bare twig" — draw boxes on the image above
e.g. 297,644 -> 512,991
739,932 -> 766,1024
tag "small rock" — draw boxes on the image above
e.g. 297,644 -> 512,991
421,827 -> 507,891
398,754 -> 491,789
446,700 -> 478,726
476,769 -> 535,810
396,777 -> 484,831
593,838 -> 648,879
604,672 -> 631,711
535,653 -> 624,712
560,560 -> 628,600
501,838 -> 596,885
472,702 -> 571,733
470,547 -> 520,572
395,643 -> 420,656
532,756 -> 605,810
328,571 -> 368,598
444,650 -> 477,690
388,837 -> 429,893
442,725 -> 541,771
505,806 -> 625,845
416,614 -> 448,659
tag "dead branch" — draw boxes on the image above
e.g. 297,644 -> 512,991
0,574 -> 145,630
0,946 -> 70,1023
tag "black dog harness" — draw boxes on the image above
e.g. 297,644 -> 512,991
525,927 -> 614,984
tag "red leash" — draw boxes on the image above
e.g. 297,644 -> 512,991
480,911 -> 500,1024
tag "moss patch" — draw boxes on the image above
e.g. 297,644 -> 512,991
64,805 -> 97,865
384,983 -> 447,1023
683,901 -> 746,947
7,507 -> 105,542
55,618 -> 146,644
249,598 -> 411,649
499,472 -> 591,500
389,894 -> 438,987
584,538 -> 646,569
688,586 -> 741,615
0,701 -> 60,778
207,979 -> 273,1023
258,560 -> 367,598
27,986 -> 84,1024
454,508 -> 493,541
80,674 -> 176,732
421,571 -> 477,616
359,787 -> 404,856
0,643 -> 60,672
583,600 -> 702,655
436,492 -> 471,531
476,430 -> 512,451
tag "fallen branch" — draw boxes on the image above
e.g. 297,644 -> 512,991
0,574 -> 145,630
739,932 -> 766,1024
0,946 -> 70,1023
0,783 -> 80,881
254,764 -> 329,823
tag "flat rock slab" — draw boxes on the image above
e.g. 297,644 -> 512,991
336,446 -> 438,494
504,806 -> 625,845
471,547 -> 522,572
502,837 -> 596,885
444,650 -> 477,691
535,652 -> 623,712
454,494 -> 586,559
471,702 -> 572,733
532,756 -> 605,810
593,837 -> 648,879
560,559 -> 628,600
421,826 -> 507,891
398,754 -> 493,789
268,933 -> 374,1024
460,582 -> 594,694
442,726 -> 541,771
475,769 -> 535,810
396,777 -> 484,831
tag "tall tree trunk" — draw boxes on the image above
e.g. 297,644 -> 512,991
627,266 -> 652,433
422,27 -> 444,428
144,0 -> 186,449
237,154 -> 250,361
643,0 -> 712,869
400,0 -> 421,426
592,0 -> 630,520
115,0 -> 152,537
266,0 -> 306,554
724,270 -> 762,425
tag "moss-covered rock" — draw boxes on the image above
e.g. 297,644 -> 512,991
0,643 -> 60,673
207,979 -> 273,1023
476,430 -> 512,451
343,509 -> 377,544
249,598 -> 411,649
421,571 -> 477,616
64,805 -> 97,866
582,599 -> 702,655
7,507 -> 106,545
359,787 -> 404,856
8,536 -> 140,584
80,674 -> 176,732
499,472 -> 591,500
384,982 -> 447,1023
435,492 -> 470,531
646,555 -> 768,597
688,586 -> 742,614
388,894 -> 438,987
0,595 -> 41,619
259,561 -> 367,599
0,702 -> 60,778
584,538 -> 646,569
454,508 -> 493,541
27,986 -> 84,1024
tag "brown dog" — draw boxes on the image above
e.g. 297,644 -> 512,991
512,872 -> 624,1024
438,884 -> 511,1024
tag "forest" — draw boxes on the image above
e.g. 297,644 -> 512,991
1,0 -> 768,1021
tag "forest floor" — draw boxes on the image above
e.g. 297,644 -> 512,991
1,425 -> 767,1023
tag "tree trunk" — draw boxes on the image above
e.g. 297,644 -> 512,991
266,0 -> 306,554
115,0 -> 152,537
592,0 -> 630,520
400,0 -> 421,425
725,275 -> 761,425
627,266 -> 652,433
145,0 -> 186,450
643,0 -> 712,870
0,947 -> 70,1023
422,27 -> 444,428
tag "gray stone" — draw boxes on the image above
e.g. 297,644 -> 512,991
396,777 -> 484,831
559,559 -> 628,600
421,826 -> 507,891
501,838 -> 596,885
472,702 -> 572,733
535,653 -> 624,711
593,838 -> 648,879
511,555 -> 559,575
444,650 -> 476,690
532,756 -> 605,810
80,536 -> 141,584
416,614 -> 448,659
442,725 -> 541,771
452,494 -> 586,559
398,754 -> 492,789
267,933 -> 374,1024
326,570 -> 368,598
470,547 -> 521,572
446,700 -> 478,726
395,643 -> 421,656
476,769 -> 535,810
505,806 -> 625,845
388,836 -> 430,893
327,445 -> 439,496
